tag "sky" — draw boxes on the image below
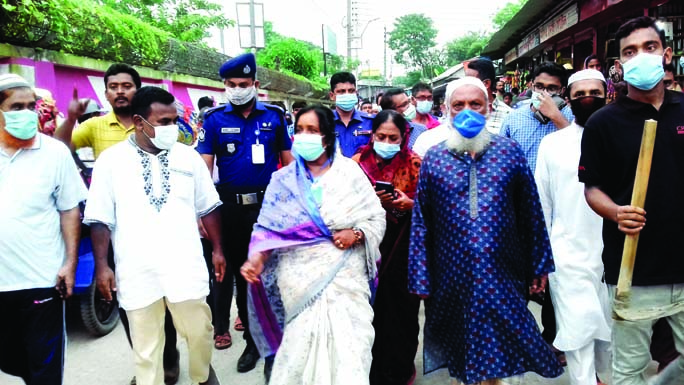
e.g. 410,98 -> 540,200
205,0 -> 514,77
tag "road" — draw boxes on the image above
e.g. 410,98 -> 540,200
1,297 -> 585,385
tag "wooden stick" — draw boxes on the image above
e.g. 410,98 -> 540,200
614,119 -> 657,319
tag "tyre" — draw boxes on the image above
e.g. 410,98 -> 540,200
80,281 -> 120,336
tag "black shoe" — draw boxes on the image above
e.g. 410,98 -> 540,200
237,345 -> 260,373
264,355 -> 274,384
200,365 -> 220,385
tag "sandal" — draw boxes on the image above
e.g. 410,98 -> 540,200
214,332 -> 232,350
234,316 -> 245,331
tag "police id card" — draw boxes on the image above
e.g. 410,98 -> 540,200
252,144 -> 265,164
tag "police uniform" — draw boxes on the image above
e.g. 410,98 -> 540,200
195,54 -> 291,369
333,109 -> 374,157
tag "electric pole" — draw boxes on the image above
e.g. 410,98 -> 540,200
383,26 -> 387,83
346,0 -> 352,69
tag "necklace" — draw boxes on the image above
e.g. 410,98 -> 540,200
136,148 -> 171,212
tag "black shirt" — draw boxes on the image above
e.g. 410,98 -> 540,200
579,90 -> 684,286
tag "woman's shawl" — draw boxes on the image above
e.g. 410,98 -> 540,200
247,156 -> 386,357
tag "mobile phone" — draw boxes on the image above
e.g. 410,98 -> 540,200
375,181 -> 395,196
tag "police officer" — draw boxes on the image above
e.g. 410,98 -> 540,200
196,53 -> 293,374
329,72 -> 374,157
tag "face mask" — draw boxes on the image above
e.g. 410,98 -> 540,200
403,103 -> 417,120
335,93 -> 357,112
293,133 -> 325,161
373,141 -> 401,160
2,110 -> 38,140
143,122 -> 179,150
622,53 -> 665,91
416,100 -> 433,115
226,86 -> 257,106
452,109 -> 486,139
531,91 -> 543,109
570,96 -> 606,127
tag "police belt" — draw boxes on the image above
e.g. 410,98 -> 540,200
217,188 -> 265,206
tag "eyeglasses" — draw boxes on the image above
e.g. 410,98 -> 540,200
663,80 -> 673,88
533,83 -> 561,94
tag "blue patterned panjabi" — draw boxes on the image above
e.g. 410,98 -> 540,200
408,135 -> 563,384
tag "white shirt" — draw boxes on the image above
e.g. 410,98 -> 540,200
412,123 -> 450,157
535,122 -> 611,351
84,137 -> 221,310
0,134 -> 88,291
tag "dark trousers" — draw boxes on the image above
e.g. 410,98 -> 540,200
0,288 -> 65,385
218,196 -> 261,347
202,238 -> 234,335
541,285 -> 557,345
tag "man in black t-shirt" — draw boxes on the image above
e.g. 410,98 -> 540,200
579,16 -> 684,385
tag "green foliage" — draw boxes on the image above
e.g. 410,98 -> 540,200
493,0 -> 528,30
256,38 -> 319,79
445,32 -> 490,66
97,0 -> 233,43
392,71 -> 424,88
388,14 -> 438,78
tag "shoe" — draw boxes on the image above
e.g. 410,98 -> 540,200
234,316 -> 245,331
164,351 -> 180,384
264,355 -> 274,384
214,332 -> 232,350
199,365 -> 220,385
130,376 -> 136,385
237,344 -> 260,373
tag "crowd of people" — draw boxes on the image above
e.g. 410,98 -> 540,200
1,14 -> 683,385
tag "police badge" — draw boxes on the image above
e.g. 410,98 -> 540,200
198,128 -> 205,142
227,143 -> 236,154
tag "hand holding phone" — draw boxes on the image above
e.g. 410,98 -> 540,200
375,181 -> 395,196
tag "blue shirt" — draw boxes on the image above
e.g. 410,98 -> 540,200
333,109 -> 374,157
196,101 -> 292,191
408,122 -> 427,150
501,104 -> 574,171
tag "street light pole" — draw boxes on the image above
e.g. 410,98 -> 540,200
346,0 -> 352,69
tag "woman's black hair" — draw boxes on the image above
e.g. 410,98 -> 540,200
294,105 -> 337,159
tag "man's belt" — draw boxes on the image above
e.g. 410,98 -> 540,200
231,191 -> 264,205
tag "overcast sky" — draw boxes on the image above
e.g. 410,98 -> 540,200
206,0 -> 514,77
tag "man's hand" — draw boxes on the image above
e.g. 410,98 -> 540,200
212,250 -> 227,283
66,88 -> 88,123
529,275 -> 548,295
56,262 -> 77,299
534,91 -> 564,120
616,205 -> 646,235
96,266 -> 116,302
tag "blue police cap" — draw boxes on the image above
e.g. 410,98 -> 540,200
219,53 -> 257,79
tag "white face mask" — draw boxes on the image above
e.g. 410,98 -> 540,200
143,121 -> 179,150
226,86 -> 257,106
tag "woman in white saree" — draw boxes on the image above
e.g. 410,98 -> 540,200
241,105 -> 386,385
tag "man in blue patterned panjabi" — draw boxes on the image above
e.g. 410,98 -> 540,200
408,77 -> 563,385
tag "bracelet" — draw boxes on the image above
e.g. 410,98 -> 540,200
352,227 -> 364,245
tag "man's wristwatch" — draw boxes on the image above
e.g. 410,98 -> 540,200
352,227 -> 364,245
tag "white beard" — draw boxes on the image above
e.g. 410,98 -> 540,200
446,128 -> 492,155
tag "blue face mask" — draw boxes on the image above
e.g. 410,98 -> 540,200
3,109 -> 38,140
452,109 -> 486,139
373,141 -> 401,160
335,93 -> 357,112
622,53 -> 665,91
293,133 -> 325,161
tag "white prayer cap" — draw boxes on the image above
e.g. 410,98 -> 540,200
445,77 -> 489,120
0,73 -> 30,93
568,69 -> 606,86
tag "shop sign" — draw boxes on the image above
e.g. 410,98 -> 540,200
518,30 -> 540,56
504,47 -> 518,65
540,5 -> 579,43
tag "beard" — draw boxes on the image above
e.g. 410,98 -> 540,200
0,126 -> 35,149
446,127 -> 491,155
112,105 -> 133,116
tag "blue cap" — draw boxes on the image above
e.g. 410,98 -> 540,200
219,53 -> 257,79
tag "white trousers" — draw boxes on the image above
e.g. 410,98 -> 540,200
127,297 -> 214,385
565,339 -> 612,385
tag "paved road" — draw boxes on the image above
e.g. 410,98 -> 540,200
1,298 -> 581,385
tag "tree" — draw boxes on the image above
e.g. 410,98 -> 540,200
493,0 -> 528,30
97,0 -> 233,43
388,14 -> 438,79
392,71 -> 423,88
445,32 -> 489,66
256,38 -> 319,79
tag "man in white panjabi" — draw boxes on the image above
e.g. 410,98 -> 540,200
535,69 -> 612,385
84,87 -> 226,385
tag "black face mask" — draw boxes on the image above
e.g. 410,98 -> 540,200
570,96 -> 606,127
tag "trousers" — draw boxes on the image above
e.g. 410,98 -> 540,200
565,340 -> 612,385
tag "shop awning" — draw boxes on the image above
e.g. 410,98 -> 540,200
481,0 -> 559,59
